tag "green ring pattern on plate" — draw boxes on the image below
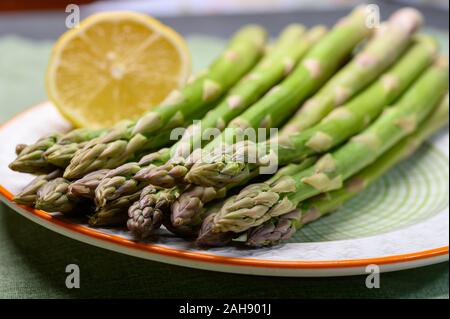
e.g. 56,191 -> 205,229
288,142 -> 449,243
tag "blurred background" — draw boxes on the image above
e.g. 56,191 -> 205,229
0,0 -> 448,118
0,0 -> 448,39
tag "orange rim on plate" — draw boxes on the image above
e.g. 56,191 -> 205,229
0,103 -> 448,270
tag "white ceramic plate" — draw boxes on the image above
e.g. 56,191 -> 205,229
0,102 -> 448,277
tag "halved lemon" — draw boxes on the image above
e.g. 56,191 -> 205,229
46,11 -> 191,128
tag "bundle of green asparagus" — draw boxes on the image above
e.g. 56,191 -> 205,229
12,24 -> 268,208
63,25 -> 268,179
9,6 -> 449,250
124,7 -> 375,237
245,93 -> 449,247
9,128 -> 108,174
95,24 -> 327,207
197,57 -> 448,245
162,17 -> 433,237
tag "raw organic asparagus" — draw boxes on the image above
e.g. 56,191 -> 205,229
186,34 -> 438,188
281,7 -> 423,134
89,191 -> 142,226
90,147 -> 171,203
9,134 -> 60,174
89,210 -> 128,227
35,177 -> 77,213
195,159 -> 318,245
128,157 -> 318,238
127,185 -> 183,238
247,92 -> 450,247
204,58 -> 448,235
134,6 -> 373,189
132,26 -> 327,188
196,203 -> 236,246
94,25 -> 326,209
125,8 -> 374,238
43,127 -> 109,167
91,25 -> 327,230
15,144 -> 27,155
68,169 -> 111,199
13,169 -> 62,206
63,25 -> 268,179
9,127 -> 108,174
172,156 -> 317,237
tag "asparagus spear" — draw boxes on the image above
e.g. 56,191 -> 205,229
205,57 -> 448,234
195,159 -> 318,245
89,191 -> 143,226
127,185 -> 183,238
15,144 -> 27,155
13,170 -> 63,206
132,26 -> 327,188
172,156 -> 318,238
68,169 -> 111,199
281,7 -> 423,134
23,147 -> 171,214
247,92 -> 450,247
63,25 -> 267,179
132,7 -> 372,190
89,147 -> 171,202
9,127 -> 108,174
186,34 -> 438,188
35,178 -> 77,213
124,8 -> 373,238
126,157 -> 317,238
196,203 -> 236,246
94,25 -> 326,208
89,25 -> 327,231
9,134 -> 60,174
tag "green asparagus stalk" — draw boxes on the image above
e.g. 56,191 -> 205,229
281,7 -> 423,134
86,147 -> 170,203
128,158 -> 318,239
194,161 -> 319,245
13,170 -> 62,206
15,144 -> 27,155
90,25 -> 326,232
132,25 -> 327,188
186,34 -> 438,188
127,185 -> 183,237
89,191 -> 142,226
172,156 -> 317,237
205,58 -> 448,234
9,127 -> 108,174
36,147 -> 172,218
196,203 -> 237,246
63,25 -> 267,179
35,178 -> 77,213
133,7 -> 373,190
89,207 -> 128,226
246,92 -> 449,247
126,7 -> 375,238
43,127 -> 109,167
9,134 -> 60,174
94,25 -> 326,209
167,185 -> 232,238
68,169 -> 111,199
98,6 -> 372,235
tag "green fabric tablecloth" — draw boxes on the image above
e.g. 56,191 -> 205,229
0,36 -> 448,299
